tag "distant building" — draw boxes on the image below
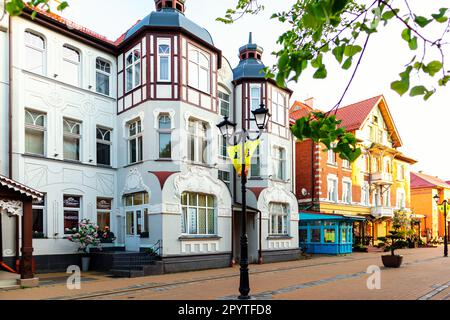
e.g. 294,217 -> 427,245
411,171 -> 450,241
291,95 -> 417,248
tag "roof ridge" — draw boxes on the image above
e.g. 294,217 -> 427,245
333,94 -> 383,112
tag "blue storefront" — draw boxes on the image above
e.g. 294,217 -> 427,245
299,212 -> 365,255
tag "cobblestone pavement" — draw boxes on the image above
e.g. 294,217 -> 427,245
0,247 -> 449,300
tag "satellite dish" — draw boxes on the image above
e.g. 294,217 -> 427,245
301,188 -> 308,197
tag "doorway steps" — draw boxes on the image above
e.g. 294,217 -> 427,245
0,271 -> 20,291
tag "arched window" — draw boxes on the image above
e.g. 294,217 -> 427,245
62,45 -> 81,86
25,109 -> 46,155
127,119 -> 143,164
24,31 -> 46,75
188,47 -> 210,93
269,203 -> 289,235
158,40 -> 171,82
125,48 -> 141,92
96,58 -> 111,95
158,114 -> 172,159
181,192 -> 216,235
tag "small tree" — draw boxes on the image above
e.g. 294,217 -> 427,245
378,223 -> 408,256
67,219 -> 102,254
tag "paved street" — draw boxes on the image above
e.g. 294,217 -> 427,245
0,247 -> 449,300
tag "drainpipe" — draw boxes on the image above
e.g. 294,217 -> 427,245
258,210 -> 262,264
8,14 -> 12,178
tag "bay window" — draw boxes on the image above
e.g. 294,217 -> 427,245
96,127 -> 112,166
188,47 -> 210,93
25,109 -> 46,156
187,119 -> 208,164
128,119 -> 143,164
158,115 -> 172,159
269,203 -> 289,235
96,58 -> 111,95
158,40 -> 171,82
181,192 -> 216,235
125,48 -> 141,92
24,31 -> 46,75
62,45 -> 81,86
63,118 -> 81,161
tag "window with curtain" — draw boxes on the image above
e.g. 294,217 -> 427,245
125,48 -> 141,92
64,195 -> 81,234
219,90 -> 231,117
181,193 -> 216,235
25,109 -> 46,155
97,198 -> 112,231
128,119 -> 143,164
96,127 -> 112,166
327,177 -> 338,202
24,31 -> 46,75
269,203 -> 289,235
188,47 -> 210,93
63,118 -> 81,161
32,195 -> 45,237
158,40 -> 171,82
96,58 -> 111,95
62,45 -> 81,86
342,181 -> 352,204
158,115 -> 172,159
273,147 -> 286,180
187,119 -> 208,164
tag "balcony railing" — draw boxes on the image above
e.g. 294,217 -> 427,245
371,206 -> 394,218
370,172 -> 393,185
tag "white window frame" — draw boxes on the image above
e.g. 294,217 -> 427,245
383,189 -> 391,207
157,39 -> 171,82
24,30 -> 46,75
188,46 -> 210,93
128,119 -> 143,164
218,170 -> 231,190
125,46 -> 141,92
187,119 -> 209,164
62,44 -> 81,86
342,159 -> 350,169
25,109 -> 46,156
218,89 -> 231,117
272,90 -> 286,125
269,203 -> 289,236
361,183 -> 370,206
250,85 -> 261,111
32,195 -> 46,237
96,127 -> 112,166
250,145 -> 261,178
273,146 -> 286,181
158,114 -> 172,159
96,57 -> 111,96
327,176 -> 338,202
396,188 -> 406,209
181,193 -> 216,235
342,180 -> 352,204
63,118 -> 82,161
63,195 -> 82,235
397,164 -> 405,180
327,143 -> 337,165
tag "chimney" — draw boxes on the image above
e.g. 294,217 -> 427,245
305,97 -> 314,109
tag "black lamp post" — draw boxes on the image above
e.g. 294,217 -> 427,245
217,104 -> 270,300
434,194 -> 448,257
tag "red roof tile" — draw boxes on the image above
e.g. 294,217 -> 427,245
333,95 -> 383,131
0,174 -> 44,200
410,172 -> 450,189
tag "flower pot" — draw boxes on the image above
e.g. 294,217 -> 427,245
382,255 -> 403,268
81,256 -> 90,272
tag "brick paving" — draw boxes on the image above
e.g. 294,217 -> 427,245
0,247 -> 448,300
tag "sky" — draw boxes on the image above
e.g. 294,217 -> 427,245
57,0 -> 450,181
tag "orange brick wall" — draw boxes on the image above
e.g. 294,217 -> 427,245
295,140 -> 314,201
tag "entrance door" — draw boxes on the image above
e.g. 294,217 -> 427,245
125,209 -> 142,252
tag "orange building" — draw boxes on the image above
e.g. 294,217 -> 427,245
410,172 -> 450,242
291,95 -> 417,244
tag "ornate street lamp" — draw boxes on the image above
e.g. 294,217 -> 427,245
434,194 -> 448,257
217,104 -> 270,300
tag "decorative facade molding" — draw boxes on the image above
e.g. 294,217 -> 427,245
0,200 -> 23,216
258,181 -> 298,219
121,168 -> 151,198
153,109 -> 176,129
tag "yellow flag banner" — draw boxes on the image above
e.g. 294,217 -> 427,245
226,140 -> 261,177
437,204 -> 450,213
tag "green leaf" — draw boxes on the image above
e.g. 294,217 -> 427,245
344,45 -> 362,57
342,57 -> 352,70
332,45 -> 345,63
278,53 -> 289,70
331,0 -> 350,14
432,8 -> 448,23
401,28 -> 411,42
391,67 -> 412,96
424,90 -> 435,101
381,9 -> 398,21
423,60 -> 443,76
408,37 -> 418,50
313,66 -> 327,79
409,86 -> 427,97
414,15 -> 432,27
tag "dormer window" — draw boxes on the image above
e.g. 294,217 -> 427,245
125,47 -> 141,92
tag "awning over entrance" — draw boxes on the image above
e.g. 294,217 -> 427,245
299,212 -> 366,221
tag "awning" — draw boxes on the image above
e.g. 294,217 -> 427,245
232,203 -> 259,214
299,212 -> 366,221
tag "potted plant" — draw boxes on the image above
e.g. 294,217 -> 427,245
377,226 -> 408,268
99,226 -> 116,243
67,219 -> 102,272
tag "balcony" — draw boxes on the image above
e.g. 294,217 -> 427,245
371,206 -> 394,218
370,172 -> 393,185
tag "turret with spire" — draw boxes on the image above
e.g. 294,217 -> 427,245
238,32 -> 264,61
154,0 -> 185,13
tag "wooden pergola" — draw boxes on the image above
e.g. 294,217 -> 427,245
0,174 -> 43,285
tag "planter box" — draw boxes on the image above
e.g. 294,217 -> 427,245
382,255 -> 403,268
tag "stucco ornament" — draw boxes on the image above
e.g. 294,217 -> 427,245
173,166 -> 227,206
0,200 -> 23,216
258,181 -> 298,217
81,100 -> 96,116
122,168 -> 151,197
45,91 -> 65,108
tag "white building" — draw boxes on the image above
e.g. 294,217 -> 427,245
0,0 -> 299,274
